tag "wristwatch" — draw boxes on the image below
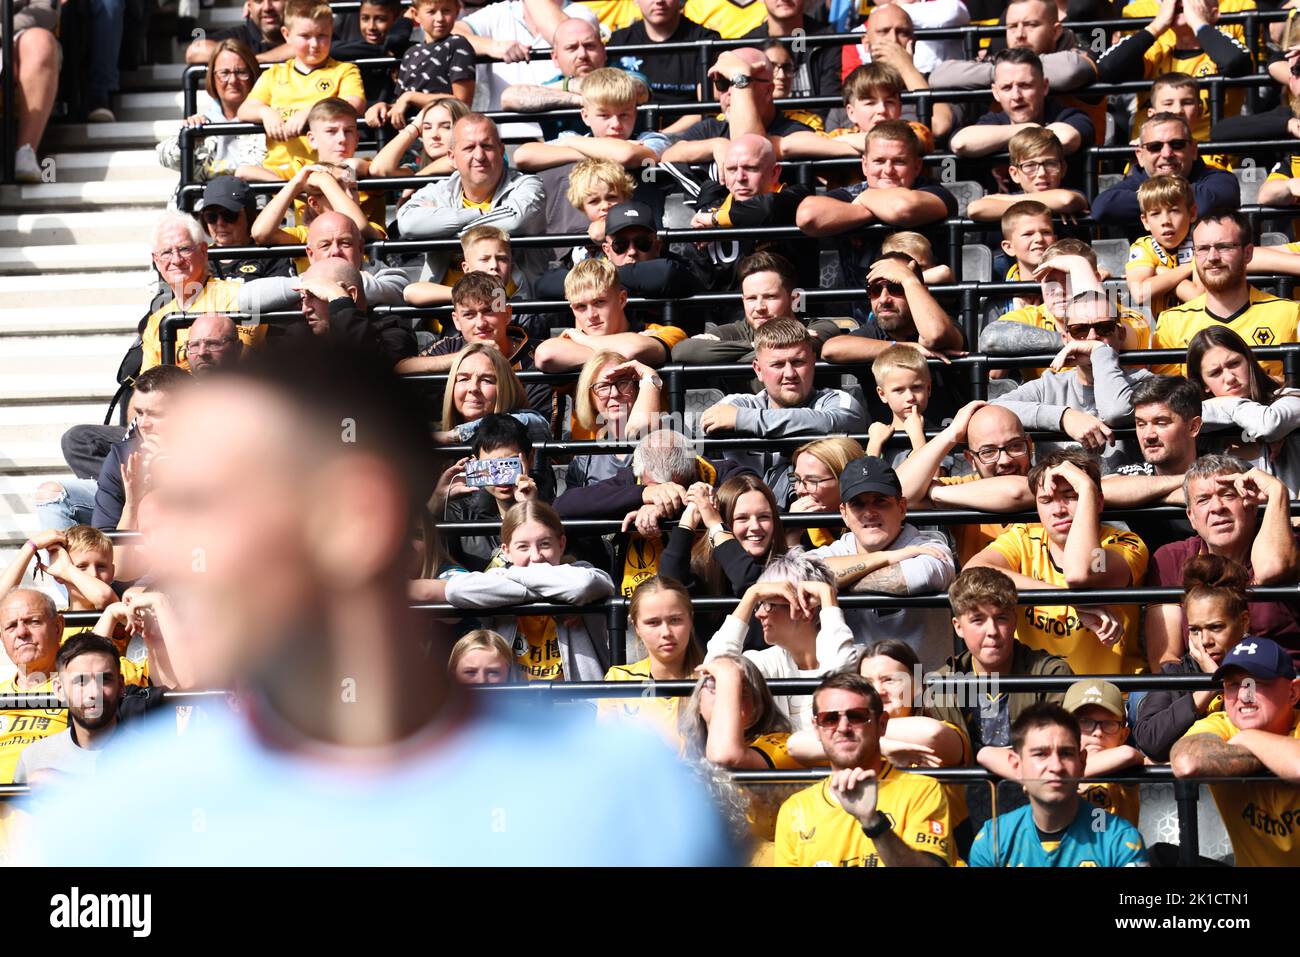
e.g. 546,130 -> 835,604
707,523 -> 728,547
729,74 -> 753,90
640,371 -> 663,390
861,813 -> 890,839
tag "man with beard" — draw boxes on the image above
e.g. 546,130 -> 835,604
1145,454 -> 1300,668
1092,113 -> 1239,224
1153,211 -> 1300,380
12,633 -> 151,785
775,672 -> 954,867
820,251 -> 965,422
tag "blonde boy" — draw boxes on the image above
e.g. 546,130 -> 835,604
867,344 -> 933,467
998,200 -> 1056,284
404,224 -> 530,306
567,158 -> 636,244
238,0 -> 366,175
968,128 -> 1089,221
0,525 -> 117,616
535,258 -> 686,372
880,231 -> 954,285
1127,174 -> 1198,318
513,68 -> 657,172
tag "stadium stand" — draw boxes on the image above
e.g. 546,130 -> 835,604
8,0 -> 1300,868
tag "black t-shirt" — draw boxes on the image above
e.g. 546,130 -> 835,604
210,17 -> 276,53
210,254 -> 295,281
678,112 -> 814,142
608,17 -> 722,109
973,99 -> 1096,192
332,11 -> 414,56
741,16 -> 841,103
1111,462 -> 1197,554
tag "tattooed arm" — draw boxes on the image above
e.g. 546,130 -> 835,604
979,319 -> 1062,356
1171,733 -> 1267,778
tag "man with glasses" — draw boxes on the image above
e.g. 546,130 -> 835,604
1153,211 -> 1300,380
140,212 -> 266,373
992,290 -> 1154,474
775,672 -> 954,866
660,47 -> 814,167
182,314 -> 244,374
1093,112 -> 1239,224
198,177 -> 294,281
969,703 -> 1148,866
740,0 -> 838,106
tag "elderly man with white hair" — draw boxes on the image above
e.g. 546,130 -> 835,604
555,428 -> 758,596
139,211 -> 266,372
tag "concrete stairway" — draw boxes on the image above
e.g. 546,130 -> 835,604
0,46 -> 211,571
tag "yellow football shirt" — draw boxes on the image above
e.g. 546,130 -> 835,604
683,0 -> 767,37
1153,287 -> 1300,378
578,0 -> 641,31
1080,780 -> 1141,828
1182,709 -> 1300,867
248,58 -> 366,172
1126,233 -> 1194,319
512,616 -> 563,681
0,677 -> 67,784
141,277 -> 264,371
937,474 -> 1012,565
596,656 -> 683,747
774,763 -> 955,866
987,523 -> 1149,675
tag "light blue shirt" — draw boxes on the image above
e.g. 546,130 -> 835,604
24,698 -> 737,866
968,801 -> 1148,867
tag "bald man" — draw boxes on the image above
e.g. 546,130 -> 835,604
183,314 -> 244,375
290,259 -> 415,368
687,132 -> 817,295
661,47 -> 814,165
500,18 -> 607,115
0,589 -> 68,782
849,0 -> 970,77
895,401 -> 1036,563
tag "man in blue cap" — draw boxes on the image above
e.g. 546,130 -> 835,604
1172,636 -> 1300,866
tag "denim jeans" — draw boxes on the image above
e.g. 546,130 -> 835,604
35,478 -> 98,530
87,0 -> 127,105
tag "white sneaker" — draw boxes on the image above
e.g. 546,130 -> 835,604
15,144 -> 41,183
87,106 -> 116,123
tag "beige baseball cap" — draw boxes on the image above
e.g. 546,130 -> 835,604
1063,680 -> 1125,720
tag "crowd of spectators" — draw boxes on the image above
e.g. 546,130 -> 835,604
9,0 -> 1300,868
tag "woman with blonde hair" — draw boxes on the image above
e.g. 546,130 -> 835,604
784,436 -> 865,549
434,342 -> 551,447
565,349 -> 665,488
599,577 -> 703,742
448,630 -> 516,684
367,98 -> 469,184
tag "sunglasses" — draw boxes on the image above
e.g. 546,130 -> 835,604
1140,138 -> 1189,153
608,234 -> 654,255
712,76 -> 772,93
201,208 -> 241,224
1066,319 -> 1119,339
1291,60 -> 1300,78
868,280 -> 905,297
813,708 -> 874,728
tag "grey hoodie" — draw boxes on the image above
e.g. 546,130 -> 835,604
1199,388 -> 1300,496
395,169 -> 549,283
992,343 -> 1152,473
444,561 -> 615,681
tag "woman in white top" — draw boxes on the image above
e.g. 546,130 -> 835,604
1189,325 -> 1300,494
704,550 -> 856,731
158,39 -> 266,180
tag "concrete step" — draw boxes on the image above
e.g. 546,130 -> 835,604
0,242 -> 154,274
45,119 -> 184,151
119,63 -> 189,92
0,209 -> 164,248
0,270 -> 158,309
46,149 -> 183,184
113,90 -> 216,123
0,304 -> 143,337
0,177 -> 177,211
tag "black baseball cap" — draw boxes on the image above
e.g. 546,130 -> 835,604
604,202 -> 656,236
1213,636 -> 1297,682
839,456 -> 902,503
198,176 -> 253,215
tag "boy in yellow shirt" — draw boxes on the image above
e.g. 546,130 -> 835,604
1127,173 -> 1198,321
238,0 -> 366,176
251,163 -> 385,273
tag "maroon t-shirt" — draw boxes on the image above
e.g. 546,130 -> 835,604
1148,535 -> 1300,661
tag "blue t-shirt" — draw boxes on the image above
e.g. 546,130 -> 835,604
968,800 -> 1149,867
23,698 -> 738,866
